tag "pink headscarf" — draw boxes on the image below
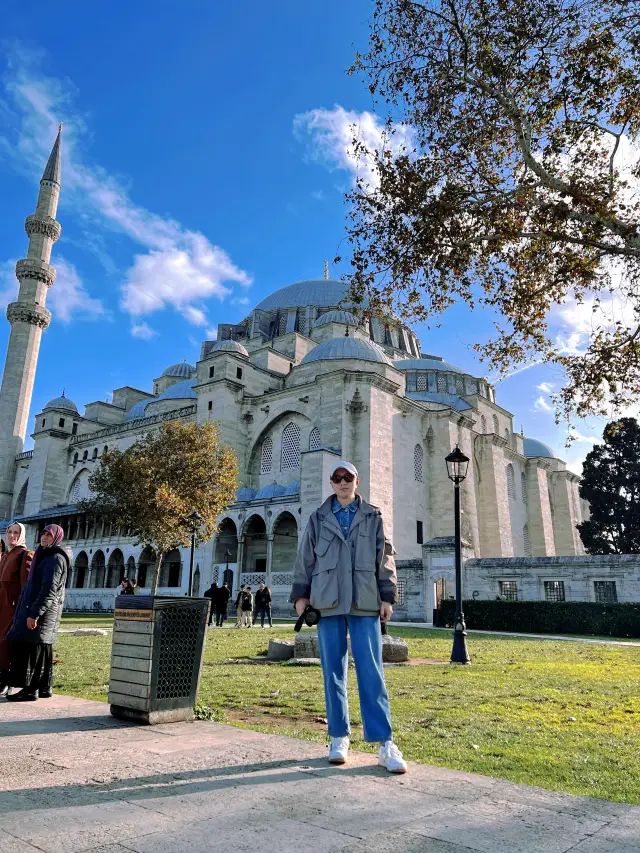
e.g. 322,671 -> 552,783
43,523 -> 64,548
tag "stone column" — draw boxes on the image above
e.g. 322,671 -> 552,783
266,534 -> 274,585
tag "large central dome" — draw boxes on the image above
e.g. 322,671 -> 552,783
254,279 -> 359,312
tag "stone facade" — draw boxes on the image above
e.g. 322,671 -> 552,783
0,138 -> 607,620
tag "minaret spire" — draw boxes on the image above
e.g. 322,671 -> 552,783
0,127 -> 62,518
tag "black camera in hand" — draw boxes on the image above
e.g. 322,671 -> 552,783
294,604 -> 321,633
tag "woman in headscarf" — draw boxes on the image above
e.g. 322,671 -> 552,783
0,522 -> 33,698
6,524 -> 71,702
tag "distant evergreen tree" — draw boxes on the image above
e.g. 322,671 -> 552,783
578,418 -> 640,554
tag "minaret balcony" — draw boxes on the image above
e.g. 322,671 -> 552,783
6,302 -> 52,329
25,214 -> 61,242
15,258 -> 56,286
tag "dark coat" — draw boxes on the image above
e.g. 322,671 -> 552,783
241,591 -> 253,612
203,585 -> 219,604
215,586 -> 230,611
7,545 -> 71,645
255,588 -> 271,610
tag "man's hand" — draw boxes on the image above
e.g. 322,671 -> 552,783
26,617 -> 38,630
380,602 -> 393,623
295,598 -> 310,617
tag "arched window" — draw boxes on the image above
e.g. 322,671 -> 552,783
82,450 -> 88,461
455,376 -> 464,395
281,422 -> 301,470
309,427 -> 321,451
437,374 -> 448,393
481,415 -> 487,434
103,445 -> 108,455
92,448 -> 98,460
493,414 -> 499,434
523,523 -> 532,556
506,463 -> 516,500
260,438 -> 273,474
521,472 -> 528,504
414,444 -> 423,482
504,427 -> 510,446
417,373 -> 427,391
73,452 -> 78,464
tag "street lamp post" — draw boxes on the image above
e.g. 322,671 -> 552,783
445,446 -> 471,664
224,548 -> 232,590
186,510 -> 203,597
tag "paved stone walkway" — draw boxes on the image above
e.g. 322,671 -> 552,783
0,696 -> 638,853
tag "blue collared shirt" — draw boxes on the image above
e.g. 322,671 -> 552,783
332,496 -> 359,539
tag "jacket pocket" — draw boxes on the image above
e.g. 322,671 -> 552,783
310,567 -> 339,610
353,566 -> 380,611
356,527 -> 376,569
314,533 -> 338,569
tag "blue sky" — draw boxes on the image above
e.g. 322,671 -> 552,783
0,1 -> 606,467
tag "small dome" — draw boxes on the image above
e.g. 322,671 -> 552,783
157,378 -> 197,401
254,482 -> 287,500
523,437 -> 557,459
301,337 -> 393,366
161,362 -> 196,378
126,399 -> 155,420
394,356 -> 464,374
44,394 -> 78,413
313,310 -> 359,329
282,480 -> 300,497
208,340 -> 249,357
235,486 -> 257,502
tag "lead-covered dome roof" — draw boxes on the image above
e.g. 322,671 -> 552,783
208,340 -> 249,357
126,398 -> 155,420
313,310 -> 359,328
44,394 -> 78,413
523,437 -> 557,459
161,362 -> 196,378
254,279 -> 359,312
394,356 -> 463,373
301,337 -> 393,366
156,378 -> 197,401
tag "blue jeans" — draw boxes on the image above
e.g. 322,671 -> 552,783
259,606 -> 272,627
317,614 -> 392,743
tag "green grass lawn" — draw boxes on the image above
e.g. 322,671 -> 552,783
60,613 -> 115,628
53,624 -> 640,805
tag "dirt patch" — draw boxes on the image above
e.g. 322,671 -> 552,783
226,707 -> 331,732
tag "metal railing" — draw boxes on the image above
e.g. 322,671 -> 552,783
15,450 -> 33,462
69,405 -> 197,446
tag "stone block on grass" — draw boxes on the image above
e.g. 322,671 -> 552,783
267,638 -> 295,660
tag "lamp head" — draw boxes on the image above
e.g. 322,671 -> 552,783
445,445 -> 470,483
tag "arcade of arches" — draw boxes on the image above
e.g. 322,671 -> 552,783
69,545 -> 182,589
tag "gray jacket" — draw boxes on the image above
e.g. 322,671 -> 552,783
291,495 -> 397,616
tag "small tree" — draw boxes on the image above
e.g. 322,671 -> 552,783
80,422 -> 239,595
344,0 -> 640,421
578,417 -> 640,554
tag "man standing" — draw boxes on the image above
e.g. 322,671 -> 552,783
203,581 -> 218,627
291,460 -> 407,774
216,582 -> 230,627
240,586 -> 254,628
234,584 -> 246,628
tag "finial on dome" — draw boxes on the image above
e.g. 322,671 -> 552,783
61,389 -> 65,397
58,122 -> 63,133
324,260 -> 329,280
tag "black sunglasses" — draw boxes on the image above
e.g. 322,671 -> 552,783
330,472 -> 355,483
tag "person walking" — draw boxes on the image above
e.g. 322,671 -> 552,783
6,524 -> 71,702
215,581 -> 230,627
255,583 -> 273,628
240,586 -> 253,627
0,523 -> 33,698
234,584 -> 246,627
291,460 -> 407,774
203,581 -> 218,626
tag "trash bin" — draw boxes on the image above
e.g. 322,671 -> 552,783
109,594 -> 209,725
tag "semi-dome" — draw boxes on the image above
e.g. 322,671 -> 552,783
208,339 -> 249,357
235,486 -> 257,502
44,394 -> 78,413
156,378 -> 197,401
254,482 -> 287,500
126,398 -> 155,420
313,310 -> 359,328
282,480 -> 300,496
161,361 -> 196,378
300,337 -> 393,366
523,437 -> 557,459
254,279 -> 357,312
394,356 -> 464,374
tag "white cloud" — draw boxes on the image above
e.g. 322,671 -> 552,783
294,105 -> 414,190
536,381 -> 554,393
130,322 -> 156,340
48,257 -> 106,322
569,427 -> 603,445
533,395 -> 552,412
0,49 -> 252,327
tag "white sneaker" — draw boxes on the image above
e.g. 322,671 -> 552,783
328,736 -> 350,765
378,740 -> 407,774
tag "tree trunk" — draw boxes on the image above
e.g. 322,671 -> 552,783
151,550 -> 164,596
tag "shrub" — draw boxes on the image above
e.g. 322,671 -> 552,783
438,600 -> 640,638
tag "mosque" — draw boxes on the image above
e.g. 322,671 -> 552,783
1,130 -> 605,620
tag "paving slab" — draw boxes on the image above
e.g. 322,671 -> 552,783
0,694 -> 637,853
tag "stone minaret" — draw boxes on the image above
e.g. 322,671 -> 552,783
0,127 -> 62,519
